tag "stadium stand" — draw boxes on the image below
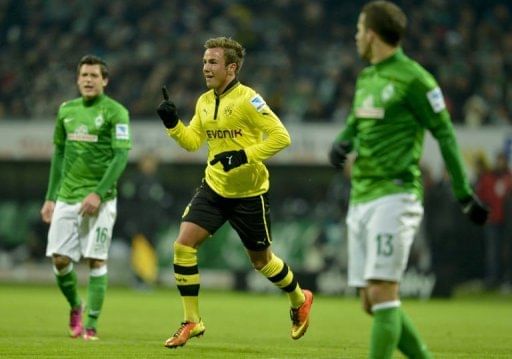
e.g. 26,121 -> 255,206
0,0 -> 511,125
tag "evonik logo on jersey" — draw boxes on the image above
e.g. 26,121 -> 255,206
206,128 -> 243,139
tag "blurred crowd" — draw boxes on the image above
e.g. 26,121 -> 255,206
1,0 -> 511,124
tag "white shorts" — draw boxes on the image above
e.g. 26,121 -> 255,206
46,199 -> 117,262
347,193 -> 423,287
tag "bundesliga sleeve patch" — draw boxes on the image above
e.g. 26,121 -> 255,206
115,124 -> 130,140
426,87 -> 446,113
250,95 -> 267,112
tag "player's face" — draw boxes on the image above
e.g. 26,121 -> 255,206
203,48 -> 236,93
77,64 -> 108,100
355,13 -> 372,61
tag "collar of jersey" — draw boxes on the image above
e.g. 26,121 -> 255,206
374,47 -> 405,69
82,93 -> 105,107
214,79 -> 240,98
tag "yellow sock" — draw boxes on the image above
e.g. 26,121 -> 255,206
259,253 -> 305,308
182,297 -> 199,323
173,242 -> 200,322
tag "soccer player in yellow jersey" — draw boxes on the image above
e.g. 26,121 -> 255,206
156,37 -> 313,348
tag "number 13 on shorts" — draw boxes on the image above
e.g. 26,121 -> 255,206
347,193 -> 423,285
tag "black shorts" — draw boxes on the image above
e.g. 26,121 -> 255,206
182,180 -> 272,251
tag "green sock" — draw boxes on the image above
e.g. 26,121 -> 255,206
85,273 -> 108,329
398,309 -> 432,358
370,305 -> 401,359
55,266 -> 81,308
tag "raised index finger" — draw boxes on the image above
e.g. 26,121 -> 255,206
162,86 -> 169,101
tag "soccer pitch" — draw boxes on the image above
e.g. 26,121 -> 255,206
0,284 -> 510,358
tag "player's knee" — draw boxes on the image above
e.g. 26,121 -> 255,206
248,249 -> 272,270
52,254 -> 71,270
366,280 -> 399,305
358,288 -> 373,315
250,258 -> 267,270
361,300 -> 372,315
88,258 -> 106,269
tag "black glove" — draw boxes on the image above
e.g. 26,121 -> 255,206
210,150 -> 247,172
156,86 -> 180,129
459,195 -> 489,225
329,141 -> 351,169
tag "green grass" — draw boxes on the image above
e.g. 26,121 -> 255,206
0,283 -> 511,358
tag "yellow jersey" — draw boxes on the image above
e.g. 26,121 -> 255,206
167,81 -> 291,198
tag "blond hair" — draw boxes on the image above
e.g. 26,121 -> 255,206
204,37 -> 245,74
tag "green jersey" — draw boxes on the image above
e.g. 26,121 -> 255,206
335,48 -> 472,203
47,94 -> 131,203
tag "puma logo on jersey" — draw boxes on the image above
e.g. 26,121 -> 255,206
206,129 -> 243,139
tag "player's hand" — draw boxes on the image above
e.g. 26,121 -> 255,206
329,141 -> 350,169
40,200 -> 55,224
157,86 -> 180,129
210,150 -> 248,172
79,193 -> 101,216
459,195 -> 489,225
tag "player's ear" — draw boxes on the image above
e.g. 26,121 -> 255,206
367,28 -> 378,44
227,63 -> 237,75
102,78 -> 109,87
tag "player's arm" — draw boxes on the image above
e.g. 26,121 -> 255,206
41,110 -> 66,223
209,95 -> 290,172
94,105 -> 132,201
45,144 -> 65,202
407,78 -> 471,198
81,103 -> 131,214
328,75 -> 361,169
243,98 -> 291,163
166,115 -> 205,152
328,111 -> 357,169
407,77 -> 488,224
94,149 -> 129,200
157,86 -> 205,151
80,148 -> 129,216
45,108 -> 67,201
41,144 -> 65,223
